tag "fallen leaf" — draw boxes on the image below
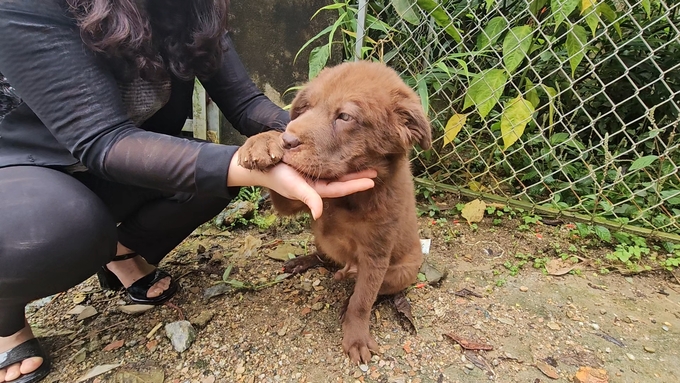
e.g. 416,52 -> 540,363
461,199 -> 486,223
444,333 -> 493,351
146,339 -> 158,352
393,292 -> 417,333
454,288 -> 483,299
403,340 -> 412,354
573,366 -> 609,383
300,307 -> 311,316
464,350 -> 492,372
76,363 -> 122,382
72,293 -> 86,305
237,235 -> 262,258
545,259 -> 577,276
535,359 -> 559,379
103,339 -> 124,352
267,243 -> 301,261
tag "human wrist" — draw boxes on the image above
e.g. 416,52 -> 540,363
226,149 -> 269,188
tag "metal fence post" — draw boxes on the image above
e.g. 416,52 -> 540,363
355,0 -> 367,61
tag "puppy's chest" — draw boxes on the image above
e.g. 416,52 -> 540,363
312,205 -> 395,264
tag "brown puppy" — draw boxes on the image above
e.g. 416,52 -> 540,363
238,61 -> 431,363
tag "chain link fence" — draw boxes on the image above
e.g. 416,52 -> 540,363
303,0 -> 680,240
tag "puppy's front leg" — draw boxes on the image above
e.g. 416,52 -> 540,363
238,130 -> 284,171
341,254 -> 389,364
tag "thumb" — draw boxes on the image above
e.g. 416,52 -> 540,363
294,182 -> 323,220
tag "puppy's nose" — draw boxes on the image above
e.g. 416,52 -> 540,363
281,132 -> 301,149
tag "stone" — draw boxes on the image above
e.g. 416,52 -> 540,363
118,304 -> 155,315
519,286 -> 529,292
190,310 -> 215,329
165,321 -> 197,353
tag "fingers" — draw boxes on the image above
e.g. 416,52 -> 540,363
336,169 -> 378,182
292,181 -> 323,219
312,178 -> 375,199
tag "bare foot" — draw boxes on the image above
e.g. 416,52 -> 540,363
106,255 -> 171,299
0,325 -> 43,382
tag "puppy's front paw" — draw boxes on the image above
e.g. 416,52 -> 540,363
238,130 -> 284,170
342,324 -> 379,364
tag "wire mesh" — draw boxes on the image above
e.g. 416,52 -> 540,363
346,0 -> 680,236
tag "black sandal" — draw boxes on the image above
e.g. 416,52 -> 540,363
97,253 -> 178,305
0,338 -> 51,383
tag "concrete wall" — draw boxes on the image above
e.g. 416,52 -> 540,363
220,0 -> 339,144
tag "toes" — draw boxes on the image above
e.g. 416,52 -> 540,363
360,346 -> 372,364
147,276 -> 172,298
348,347 -> 362,364
4,362 -> 22,381
19,356 -> 43,374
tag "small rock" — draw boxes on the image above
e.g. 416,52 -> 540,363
359,364 -> 369,372
590,323 -> 600,331
311,302 -> 324,311
519,286 -> 529,292
190,310 -> 215,329
215,200 -> 255,227
547,322 -> 561,331
599,309 -> 607,315
605,347 -> 611,353
118,304 -> 155,315
419,261 -> 445,284
235,365 -> 246,374
66,305 -> 87,315
165,321 -> 197,353
626,353 -> 636,360
70,348 -> 87,363
312,279 -> 321,286
465,364 -> 475,370
573,366 -> 609,383
202,284 -> 233,302
644,346 -> 655,353
662,325 -> 669,332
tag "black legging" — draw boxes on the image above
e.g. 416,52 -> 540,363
0,166 -> 229,336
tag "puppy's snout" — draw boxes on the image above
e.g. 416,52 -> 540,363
281,132 -> 301,149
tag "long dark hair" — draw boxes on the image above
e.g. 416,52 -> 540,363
65,0 -> 229,81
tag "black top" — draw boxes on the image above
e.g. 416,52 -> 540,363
0,0 -> 290,198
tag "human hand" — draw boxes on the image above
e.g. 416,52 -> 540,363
262,164 -> 377,219
227,151 -> 376,219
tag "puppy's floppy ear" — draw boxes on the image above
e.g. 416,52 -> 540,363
395,95 -> 432,150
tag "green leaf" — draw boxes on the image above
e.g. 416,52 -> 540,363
416,75 -> 430,117
443,113 -> 468,147
274,273 -> 292,282
541,85 -> 557,126
416,0 -> 462,42
476,17 -> 508,50
580,0 -> 597,14
310,2 -> 347,20
629,155 -> 658,171
593,225 -> 611,242
222,264 -> 233,283
463,69 -> 508,118
641,0 -> 651,18
503,26 -> 534,73
308,44 -> 330,80
392,0 -> 421,25
551,0 -> 580,30
550,132 -> 570,145
584,8 -> 600,37
294,24 -> 334,64
525,79 -> 540,108
566,25 -> 588,78
597,3 -> 622,38
500,96 -> 535,150
530,0 -> 549,16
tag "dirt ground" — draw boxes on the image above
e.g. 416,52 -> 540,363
28,199 -> 680,383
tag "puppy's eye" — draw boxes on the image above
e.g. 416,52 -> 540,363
337,112 -> 351,121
